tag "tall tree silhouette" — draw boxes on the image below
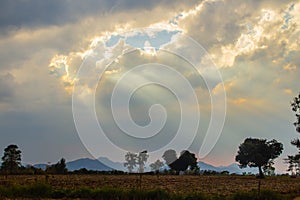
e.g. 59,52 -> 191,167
137,151 -> 148,173
286,93 -> 300,175
235,138 -> 283,178
291,92 -> 300,133
124,152 -> 137,173
1,144 -> 22,174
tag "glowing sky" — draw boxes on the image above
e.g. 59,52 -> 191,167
0,0 -> 299,173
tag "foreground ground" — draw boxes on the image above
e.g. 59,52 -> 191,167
0,174 -> 300,198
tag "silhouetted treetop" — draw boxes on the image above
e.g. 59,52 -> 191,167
1,144 -> 22,174
162,149 -> 198,174
291,92 -> 300,133
235,138 -> 283,178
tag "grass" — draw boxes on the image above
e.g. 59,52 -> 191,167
0,183 -> 170,199
0,183 -> 289,199
0,175 -> 299,199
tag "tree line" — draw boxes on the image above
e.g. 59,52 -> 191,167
124,150 -> 199,175
122,138 -> 283,178
0,145 -> 68,175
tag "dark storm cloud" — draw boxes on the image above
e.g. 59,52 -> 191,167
0,0 -> 198,32
0,0 -> 117,30
115,0 -> 198,11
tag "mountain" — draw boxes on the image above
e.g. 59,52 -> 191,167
197,161 -> 220,172
33,158 -> 112,171
198,161 -> 258,174
66,158 -> 112,171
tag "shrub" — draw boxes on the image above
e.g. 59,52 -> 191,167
232,189 -> 282,200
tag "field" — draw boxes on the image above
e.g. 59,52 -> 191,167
0,174 -> 300,199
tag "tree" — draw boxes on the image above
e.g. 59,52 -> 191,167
289,148 -> 300,175
291,92 -> 300,133
162,149 -> 198,174
150,159 -> 164,172
55,158 -> 68,174
235,138 -> 283,178
46,158 -> 68,174
263,164 -> 275,176
124,152 -> 137,173
284,155 -> 300,176
1,144 -> 22,174
288,92 -> 300,173
179,151 -> 199,174
162,149 -> 177,166
137,151 -> 149,173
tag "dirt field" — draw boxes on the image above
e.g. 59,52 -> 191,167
0,175 -> 299,197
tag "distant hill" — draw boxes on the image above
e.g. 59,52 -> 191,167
66,158 -> 112,171
197,161 -> 258,174
34,158 -> 113,171
197,161 -> 220,172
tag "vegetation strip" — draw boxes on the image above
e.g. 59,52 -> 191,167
0,182 -> 294,200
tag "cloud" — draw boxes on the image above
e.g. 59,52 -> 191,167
0,73 -> 15,102
176,0 -> 299,69
0,0 -> 198,33
283,89 -> 293,95
0,0 -> 117,30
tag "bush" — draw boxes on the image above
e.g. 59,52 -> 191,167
232,189 -> 282,200
25,183 -> 52,197
0,183 -> 52,198
69,187 -> 94,198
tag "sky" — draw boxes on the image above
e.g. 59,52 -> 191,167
0,0 -> 299,173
